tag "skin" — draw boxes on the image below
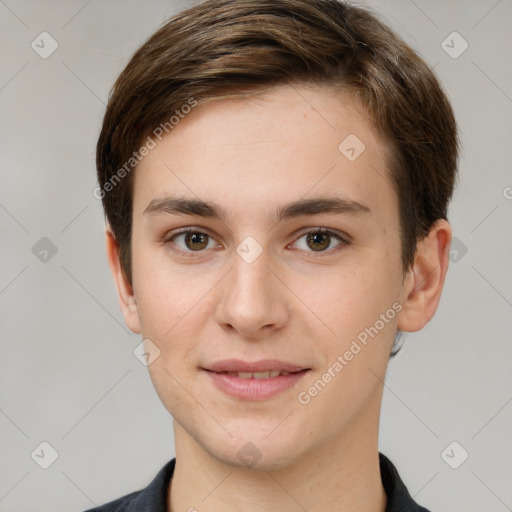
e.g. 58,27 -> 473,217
106,82 -> 451,512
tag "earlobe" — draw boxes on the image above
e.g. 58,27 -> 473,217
105,226 -> 141,334
396,219 -> 452,333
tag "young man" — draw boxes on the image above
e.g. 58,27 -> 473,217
88,0 -> 458,510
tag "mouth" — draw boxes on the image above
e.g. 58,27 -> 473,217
201,359 -> 311,400
202,358 -> 310,374
208,369 -> 306,379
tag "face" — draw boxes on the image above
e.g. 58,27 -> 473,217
112,83 -> 432,471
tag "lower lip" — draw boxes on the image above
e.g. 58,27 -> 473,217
204,369 -> 310,400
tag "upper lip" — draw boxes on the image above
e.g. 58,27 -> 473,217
203,359 -> 309,373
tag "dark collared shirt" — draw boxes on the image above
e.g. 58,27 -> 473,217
83,453 -> 431,511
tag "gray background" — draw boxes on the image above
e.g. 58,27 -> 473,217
1,0 -> 511,510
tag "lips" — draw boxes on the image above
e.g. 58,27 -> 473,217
219,370 -> 293,379
203,362 -> 310,400
202,359 -> 311,400
203,358 -> 309,374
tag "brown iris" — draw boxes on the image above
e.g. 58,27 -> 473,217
184,232 -> 209,251
306,232 -> 331,251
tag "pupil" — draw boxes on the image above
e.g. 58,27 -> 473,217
186,232 -> 207,251
307,232 -> 329,251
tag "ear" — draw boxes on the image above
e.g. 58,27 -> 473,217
105,225 -> 141,334
396,219 -> 452,332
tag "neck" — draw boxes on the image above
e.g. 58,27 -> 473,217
168,409 -> 387,512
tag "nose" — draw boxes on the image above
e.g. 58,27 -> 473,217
213,248 -> 290,339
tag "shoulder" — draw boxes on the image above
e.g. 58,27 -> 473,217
79,458 -> 176,512
81,490 -> 142,512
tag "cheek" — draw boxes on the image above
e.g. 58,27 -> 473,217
302,262 -> 397,334
132,239 -> 197,329
131,243 -> 218,372
302,268 -> 398,404
300,261 -> 400,399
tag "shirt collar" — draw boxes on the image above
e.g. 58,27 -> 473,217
119,453 -> 430,512
379,453 -> 431,512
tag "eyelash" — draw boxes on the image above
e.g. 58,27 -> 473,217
162,227 -> 350,259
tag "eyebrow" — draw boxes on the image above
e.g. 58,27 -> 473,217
143,195 -> 370,223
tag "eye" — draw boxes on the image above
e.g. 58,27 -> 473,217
163,226 -> 349,258
164,228 -> 219,256
291,228 -> 348,255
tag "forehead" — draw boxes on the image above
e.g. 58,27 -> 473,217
133,83 -> 396,225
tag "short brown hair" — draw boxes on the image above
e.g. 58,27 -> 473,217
96,0 -> 459,286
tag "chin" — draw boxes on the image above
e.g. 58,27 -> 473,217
204,431 -> 306,472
